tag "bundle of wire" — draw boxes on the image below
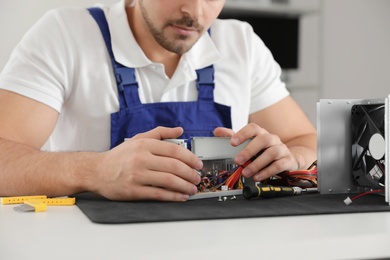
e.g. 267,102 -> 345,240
263,160 -> 318,188
197,160 -> 251,192
198,160 -> 318,192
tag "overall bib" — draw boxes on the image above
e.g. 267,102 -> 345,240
88,8 -> 232,149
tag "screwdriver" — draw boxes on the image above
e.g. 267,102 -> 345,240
243,184 -> 307,199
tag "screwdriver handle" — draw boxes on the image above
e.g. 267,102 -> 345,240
243,185 -> 301,199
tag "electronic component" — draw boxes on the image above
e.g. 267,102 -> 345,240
344,189 -> 385,205
166,137 -> 253,200
351,104 -> 385,189
163,139 -> 187,149
166,137 -> 318,200
317,98 -> 389,206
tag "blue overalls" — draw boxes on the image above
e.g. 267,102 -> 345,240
88,8 -> 232,149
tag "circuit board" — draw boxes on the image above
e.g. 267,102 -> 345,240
166,137 -> 252,200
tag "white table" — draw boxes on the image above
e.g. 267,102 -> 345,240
1,200 -> 390,260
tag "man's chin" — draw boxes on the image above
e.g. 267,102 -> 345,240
163,41 -> 196,55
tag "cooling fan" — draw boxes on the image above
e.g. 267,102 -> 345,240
351,104 -> 386,189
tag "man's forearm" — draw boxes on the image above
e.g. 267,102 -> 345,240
0,138 -> 99,197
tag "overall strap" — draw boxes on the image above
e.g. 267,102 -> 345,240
196,65 -> 215,102
195,28 -> 216,103
88,7 -> 140,108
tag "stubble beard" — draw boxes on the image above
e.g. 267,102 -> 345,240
139,1 -> 204,55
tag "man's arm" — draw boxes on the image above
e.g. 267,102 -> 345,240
215,96 -> 316,182
249,96 -> 316,168
0,90 -> 202,201
0,89 -> 76,196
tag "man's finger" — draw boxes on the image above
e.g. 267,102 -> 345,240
213,127 -> 235,137
133,126 -> 184,140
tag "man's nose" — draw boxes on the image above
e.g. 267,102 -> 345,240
180,0 -> 203,20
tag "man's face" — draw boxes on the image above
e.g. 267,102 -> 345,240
138,0 -> 225,54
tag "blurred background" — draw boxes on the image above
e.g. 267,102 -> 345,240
1,0 -> 389,125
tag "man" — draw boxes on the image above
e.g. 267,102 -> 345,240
0,0 -> 316,201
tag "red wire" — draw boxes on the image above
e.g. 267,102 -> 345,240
350,189 -> 384,201
287,169 -> 318,176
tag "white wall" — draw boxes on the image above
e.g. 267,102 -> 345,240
287,0 -> 390,124
321,0 -> 390,99
0,0 -> 118,70
285,11 -> 321,124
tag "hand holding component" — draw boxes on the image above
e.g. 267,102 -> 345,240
216,123 -> 303,182
93,126 -> 202,202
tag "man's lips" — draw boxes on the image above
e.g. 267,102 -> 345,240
170,24 -> 198,36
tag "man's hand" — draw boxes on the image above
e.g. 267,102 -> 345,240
89,127 -> 203,201
214,124 -> 301,182
214,96 -> 317,183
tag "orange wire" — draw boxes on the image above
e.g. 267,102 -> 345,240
224,160 -> 252,189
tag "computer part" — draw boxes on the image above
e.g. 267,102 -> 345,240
317,98 -> 389,205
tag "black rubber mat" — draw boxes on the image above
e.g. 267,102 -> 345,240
75,192 -> 390,224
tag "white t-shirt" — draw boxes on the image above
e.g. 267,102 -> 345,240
0,0 -> 289,152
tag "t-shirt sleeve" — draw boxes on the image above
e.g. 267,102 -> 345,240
246,23 -> 290,114
0,9 -> 74,113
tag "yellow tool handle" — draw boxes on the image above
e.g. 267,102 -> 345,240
1,195 -> 47,205
1,196 -> 75,206
24,201 -> 47,212
29,197 -> 76,206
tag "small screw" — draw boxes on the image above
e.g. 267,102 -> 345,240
218,196 -> 222,202
231,196 -> 236,200
223,196 -> 227,201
